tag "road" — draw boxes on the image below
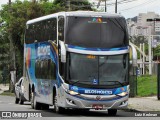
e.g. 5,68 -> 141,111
0,95 -> 159,120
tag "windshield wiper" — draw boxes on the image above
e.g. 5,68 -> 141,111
107,81 -> 124,87
69,80 -> 80,86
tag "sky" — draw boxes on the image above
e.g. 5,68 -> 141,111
0,0 -> 160,18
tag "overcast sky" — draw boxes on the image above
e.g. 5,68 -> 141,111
0,0 -> 160,18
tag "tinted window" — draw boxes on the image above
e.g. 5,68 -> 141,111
25,18 -> 57,44
35,59 -> 56,80
66,53 -> 129,88
25,24 -> 35,43
66,16 -> 128,48
58,16 -> 64,41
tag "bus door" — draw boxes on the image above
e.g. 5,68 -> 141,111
35,59 -> 56,104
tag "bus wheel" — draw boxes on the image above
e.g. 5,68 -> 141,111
53,93 -> 65,113
15,97 -> 19,104
108,109 -> 117,116
31,91 -> 41,110
42,104 -> 49,110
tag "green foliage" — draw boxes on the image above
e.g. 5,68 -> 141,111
130,36 -> 148,59
154,45 -> 160,56
130,36 -> 147,46
0,0 -> 94,78
137,75 -> 157,97
54,0 -> 93,11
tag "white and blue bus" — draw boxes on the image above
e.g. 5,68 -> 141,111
23,11 -> 137,115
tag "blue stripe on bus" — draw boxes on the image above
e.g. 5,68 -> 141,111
67,45 -> 128,51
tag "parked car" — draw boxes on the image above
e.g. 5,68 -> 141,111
15,77 -> 27,104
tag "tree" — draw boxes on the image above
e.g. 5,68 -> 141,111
0,0 -> 95,89
153,45 -> 160,61
54,0 -> 93,11
130,35 -> 147,46
0,0 -> 65,84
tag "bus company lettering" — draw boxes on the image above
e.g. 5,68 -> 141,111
38,46 -> 50,56
85,90 -> 112,95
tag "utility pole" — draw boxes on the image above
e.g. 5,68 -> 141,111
97,0 -> 107,12
104,0 -> 107,12
9,0 -> 16,92
115,0 -> 117,13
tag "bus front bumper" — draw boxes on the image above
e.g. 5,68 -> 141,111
63,93 -> 128,110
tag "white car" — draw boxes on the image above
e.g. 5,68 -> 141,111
15,77 -> 27,104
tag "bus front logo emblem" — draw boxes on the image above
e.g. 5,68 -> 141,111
96,96 -> 101,100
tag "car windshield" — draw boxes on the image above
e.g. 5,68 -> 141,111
66,16 -> 128,48
66,53 -> 129,88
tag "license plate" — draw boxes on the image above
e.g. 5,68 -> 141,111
92,104 -> 103,109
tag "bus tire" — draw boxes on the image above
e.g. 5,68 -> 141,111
42,104 -> 49,110
31,91 -> 41,110
53,92 -> 65,113
108,109 -> 117,116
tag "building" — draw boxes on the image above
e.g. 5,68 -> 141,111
127,12 -> 160,36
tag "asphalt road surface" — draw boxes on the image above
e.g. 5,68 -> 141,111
0,95 -> 159,120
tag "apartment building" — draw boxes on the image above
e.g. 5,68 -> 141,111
127,12 -> 160,36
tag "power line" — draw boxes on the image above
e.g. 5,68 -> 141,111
96,0 -> 139,7
117,0 -> 159,12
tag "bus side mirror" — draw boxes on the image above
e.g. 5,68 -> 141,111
129,42 -> 137,67
59,41 -> 66,63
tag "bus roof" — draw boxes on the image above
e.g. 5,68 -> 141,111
26,11 -> 124,25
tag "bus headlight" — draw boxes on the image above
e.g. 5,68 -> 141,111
68,90 -> 79,95
117,92 -> 128,97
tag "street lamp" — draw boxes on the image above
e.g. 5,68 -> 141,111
115,0 -> 117,13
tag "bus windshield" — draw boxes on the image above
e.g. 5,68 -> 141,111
66,53 -> 129,88
66,16 -> 128,48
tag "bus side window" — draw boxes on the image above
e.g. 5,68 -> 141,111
58,16 -> 64,41
35,60 -> 41,79
44,20 -> 50,42
35,22 -> 39,42
25,24 -> 35,44
48,59 -> 56,80
25,26 -> 29,43
39,21 -> 44,42
35,59 -> 56,80
46,18 -> 57,43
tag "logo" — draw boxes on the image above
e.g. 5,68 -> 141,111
96,96 -> 101,100
1,112 -> 42,119
37,46 -> 50,57
93,79 -> 98,85
2,112 -> 11,118
88,18 -> 107,24
84,90 -> 112,95
92,18 -> 102,22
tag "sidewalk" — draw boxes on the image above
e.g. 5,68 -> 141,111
0,84 -> 9,94
128,96 -> 160,111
